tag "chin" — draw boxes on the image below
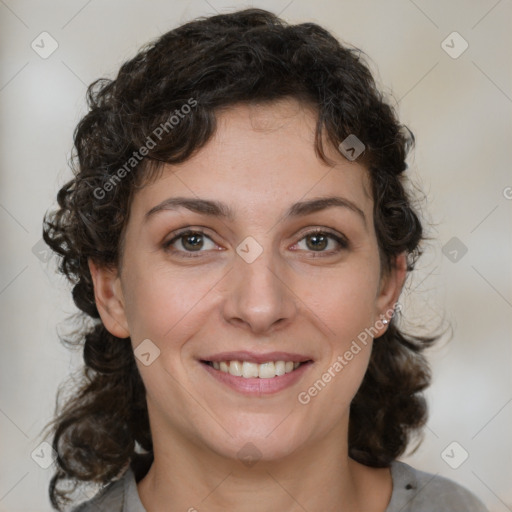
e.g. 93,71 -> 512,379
200,415 -> 311,464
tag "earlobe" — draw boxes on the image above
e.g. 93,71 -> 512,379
88,258 -> 130,339
375,252 -> 408,331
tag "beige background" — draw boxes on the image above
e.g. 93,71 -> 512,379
1,0 -> 511,510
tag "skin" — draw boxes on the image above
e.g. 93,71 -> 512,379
89,97 -> 407,512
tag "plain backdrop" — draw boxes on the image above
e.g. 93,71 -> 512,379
1,1 -> 511,510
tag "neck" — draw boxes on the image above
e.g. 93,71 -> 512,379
137,419 -> 391,512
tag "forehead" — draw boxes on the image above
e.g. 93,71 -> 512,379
132,99 -> 373,222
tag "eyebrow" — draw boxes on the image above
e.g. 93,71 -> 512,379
144,196 -> 367,229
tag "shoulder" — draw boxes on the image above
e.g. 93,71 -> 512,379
70,472 -> 128,512
388,460 -> 488,512
71,454 -> 151,512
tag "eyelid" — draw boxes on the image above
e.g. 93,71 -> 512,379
294,226 -> 348,243
291,227 -> 349,252
162,227 -> 218,252
162,226 -> 349,256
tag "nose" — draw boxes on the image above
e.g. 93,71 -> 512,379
222,246 -> 298,335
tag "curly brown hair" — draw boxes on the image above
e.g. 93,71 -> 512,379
42,8 -> 438,510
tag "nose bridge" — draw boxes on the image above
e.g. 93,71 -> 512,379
224,237 -> 296,333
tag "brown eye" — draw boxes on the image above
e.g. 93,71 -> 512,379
295,229 -> 348,254
305,232 -> 329,251
163,229 -> 217,257
180,232 -> 205,251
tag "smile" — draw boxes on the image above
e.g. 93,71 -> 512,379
203,360 -> 305,378
200,356 -> 313,395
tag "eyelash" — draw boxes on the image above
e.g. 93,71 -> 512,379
162,228 -> 349,258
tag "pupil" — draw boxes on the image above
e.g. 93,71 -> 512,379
307,234 -> 327,251
184,234 -> 203,251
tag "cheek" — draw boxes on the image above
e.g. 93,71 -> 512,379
121,262 -> 221,342
298,257 -> 381,339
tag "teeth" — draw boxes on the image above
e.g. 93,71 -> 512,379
210,359 -> 305,378
258,362 -> 275,379
242,361 -> 259,378
229,360 -> 243,377
275,361 -> 285,376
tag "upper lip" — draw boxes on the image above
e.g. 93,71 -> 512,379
201,351 -> 313,364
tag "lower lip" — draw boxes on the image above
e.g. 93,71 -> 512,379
200,361 -> 313,396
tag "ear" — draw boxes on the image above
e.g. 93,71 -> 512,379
88,258 -> 130,338
374,251 -> 408,335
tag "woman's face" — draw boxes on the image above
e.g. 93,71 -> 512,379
90,98 -> 405,463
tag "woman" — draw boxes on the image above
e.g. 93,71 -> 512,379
43,8 -> 488,512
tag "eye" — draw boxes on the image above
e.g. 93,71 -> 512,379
163,227 -> 349,259
293,229 -> 348,255
163,229 -> 218,257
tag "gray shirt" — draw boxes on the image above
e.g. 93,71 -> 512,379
72,459 -> 488,511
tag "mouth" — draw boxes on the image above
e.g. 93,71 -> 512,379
200,359 -> 312,378
198,352 -> 314,395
